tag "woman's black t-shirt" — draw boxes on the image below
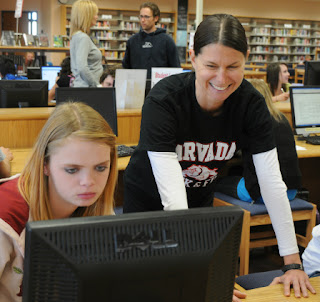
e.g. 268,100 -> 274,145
123,72 -> 275,212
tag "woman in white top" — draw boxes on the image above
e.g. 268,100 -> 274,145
70,0 -> 103,87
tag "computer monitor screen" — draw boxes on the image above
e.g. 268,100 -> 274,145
56,87 -> 118,136
27,67 -> 41,79
0,80 -> 48,108
23,206 -> 243,302
41,66 -> 62,90
289,85 -> 320,136
304,61 -> 320,85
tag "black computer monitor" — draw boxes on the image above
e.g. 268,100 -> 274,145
56,87 -> 118,136
0,80 -> 48,108
304,61 -> 320,85
27,67 -> 41,79
23,206 -> 243,302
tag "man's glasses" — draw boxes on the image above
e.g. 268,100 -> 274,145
139,15 -> 152,20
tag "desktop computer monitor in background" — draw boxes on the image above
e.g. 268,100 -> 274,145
289,85 -> 320,136
304,61 -> 320,85
41,66 -> 62,90
23,206 -> 243,302
56,87 -> 118,136
0,80 -> 48,108
27,67 -> 41,79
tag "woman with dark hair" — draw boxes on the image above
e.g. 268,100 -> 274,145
0,56 -> 27,80
123,14 -> 315,300
48,56 -> 74,101
267,62 -> 290,102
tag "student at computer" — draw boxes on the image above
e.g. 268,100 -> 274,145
214,79 -> 301,204
99,64 -> 122,87
123,14 -> 315,300
70,0 -> 103,87
0,146 -> 13,179
0,102 -> 117,302
0,56 -> 27,80
267,62 -> 290,102
302,224 -> 320,278
48,57 -> 74,101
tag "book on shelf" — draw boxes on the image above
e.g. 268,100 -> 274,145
0,30 -> 15,46
39,33 -> 49,47
53,35 -> 63,47
23,34 -> 35,46
61,35 -> 70,47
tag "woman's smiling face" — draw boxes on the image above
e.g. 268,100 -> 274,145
190,43 -> 248,112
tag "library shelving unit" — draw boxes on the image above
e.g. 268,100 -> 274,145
61,5 -> 176,63
186,14 -> 320,65
243,17 -> 320,64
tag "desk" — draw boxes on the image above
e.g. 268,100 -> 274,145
295,139 -> 320,209
0,107 -> 142,148
243,276 -> 319,301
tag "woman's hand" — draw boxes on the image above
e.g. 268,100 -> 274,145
270,269 -> 316,298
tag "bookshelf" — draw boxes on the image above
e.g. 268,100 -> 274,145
187,14 -> 320,65
61,6 -> 176,63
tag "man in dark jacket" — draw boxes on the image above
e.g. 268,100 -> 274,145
122,2 -> 180,79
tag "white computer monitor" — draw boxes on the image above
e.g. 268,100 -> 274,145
151,67 -> 184,88
41,66 -> 62,90
115,69 -> 147,109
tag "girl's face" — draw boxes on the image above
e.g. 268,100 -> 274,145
190,43 -> 247,112
44,137 -> 111,219
279,64 -> 290,84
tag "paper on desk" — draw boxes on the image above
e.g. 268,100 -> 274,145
296,145 -> 306,150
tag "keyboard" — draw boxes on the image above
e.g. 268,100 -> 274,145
117,145 -> 137,157
305,136 -> 320,145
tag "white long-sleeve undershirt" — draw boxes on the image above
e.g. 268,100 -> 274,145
148,148 -> 298,256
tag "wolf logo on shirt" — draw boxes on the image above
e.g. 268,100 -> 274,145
182,164 -> 218,187
177,141 -> 236,188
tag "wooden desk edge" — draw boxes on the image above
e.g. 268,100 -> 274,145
0,107 -> 141,120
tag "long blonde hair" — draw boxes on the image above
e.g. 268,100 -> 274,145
19,102 -> 117,221
70,0 -> 98,36
247,79 -> 283,122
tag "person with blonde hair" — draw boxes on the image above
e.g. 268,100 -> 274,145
215,78 -> 301,204
0,102 -> 117,301
70,0 -> 103,87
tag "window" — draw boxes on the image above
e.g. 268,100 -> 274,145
28,11 -> 38,35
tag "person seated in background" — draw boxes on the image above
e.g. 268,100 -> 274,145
302,224 -> 320,278
267,62 -> 290,102
0,146 -> 13,179
48,56 -> 74,102
214,79 -> 301,204
0,56 -> 27,80
24,51 -> 35,68
0,102 -> 117,302
99,64 -> 122,87
299,54 -> 312,65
